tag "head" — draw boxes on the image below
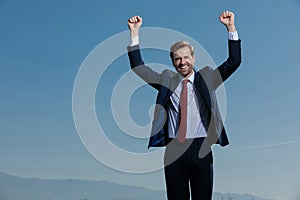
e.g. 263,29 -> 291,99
170,41 -> 195,78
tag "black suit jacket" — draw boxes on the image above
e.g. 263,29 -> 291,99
127,39 -> 241,148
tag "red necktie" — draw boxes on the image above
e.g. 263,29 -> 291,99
177,79 -> 188,143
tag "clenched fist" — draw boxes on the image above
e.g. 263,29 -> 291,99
219,11 -> 236,32
128,15 -> 143,31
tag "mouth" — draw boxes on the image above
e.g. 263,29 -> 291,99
179,65 -> 188,70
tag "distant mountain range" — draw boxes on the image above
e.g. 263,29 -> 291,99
0,171 -> 275,200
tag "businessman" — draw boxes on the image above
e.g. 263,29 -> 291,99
127,11 -> 241,200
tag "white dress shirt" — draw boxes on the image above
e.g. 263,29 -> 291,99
168,72 -> 207,138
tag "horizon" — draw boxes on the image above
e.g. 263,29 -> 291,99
0,171 -> 275,200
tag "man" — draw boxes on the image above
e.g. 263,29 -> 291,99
127,11 -> 241,200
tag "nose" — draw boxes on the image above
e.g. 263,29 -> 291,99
180,57 -> 186,65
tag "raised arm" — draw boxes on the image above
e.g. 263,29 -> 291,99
127,15 -> 162,90
216,11 -> 241,84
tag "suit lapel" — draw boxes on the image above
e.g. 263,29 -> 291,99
194,70 -> 212,109
159,72 -> 180,106
169,73 -> 180,93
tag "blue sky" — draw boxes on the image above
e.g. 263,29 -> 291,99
1,0 -> 300,199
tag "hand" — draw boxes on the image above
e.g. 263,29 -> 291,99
127,15 -> 143,37
219,11 -> 236,32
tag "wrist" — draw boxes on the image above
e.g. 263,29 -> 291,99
130,29 -> 139,38
226,24 -> 236,32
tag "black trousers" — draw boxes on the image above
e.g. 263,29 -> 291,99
164,138 -> 213,200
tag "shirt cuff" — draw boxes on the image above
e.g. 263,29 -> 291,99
130,36 -> 139,46
228,31 -> 239,41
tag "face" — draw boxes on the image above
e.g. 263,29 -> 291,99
172,46 -> 195,78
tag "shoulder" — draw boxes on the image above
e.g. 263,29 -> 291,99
197,66 -> 215,76
162,69 -> 176,77
196,66 -> 222,91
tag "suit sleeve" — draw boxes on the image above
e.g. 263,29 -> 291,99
216,39 -> 242,84
127,45 -> 162,90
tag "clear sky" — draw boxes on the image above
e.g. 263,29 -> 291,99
1,0 -> 300,199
